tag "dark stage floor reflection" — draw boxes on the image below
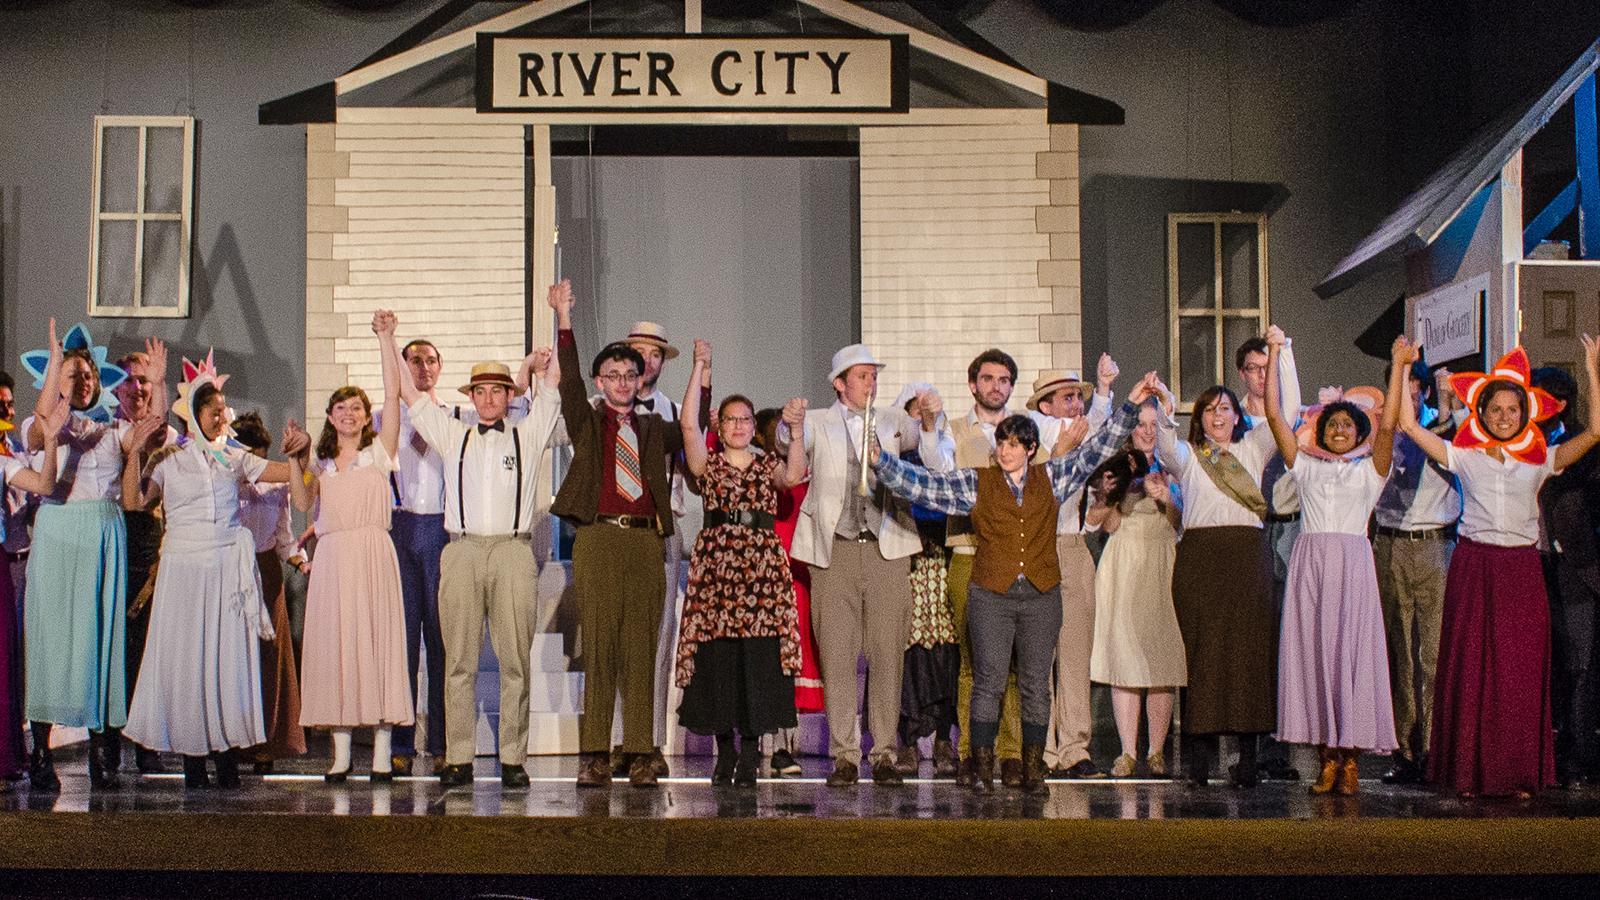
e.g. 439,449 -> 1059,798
6,746 -> 1599,821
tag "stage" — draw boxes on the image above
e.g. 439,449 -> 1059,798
2,746 -> 1599,898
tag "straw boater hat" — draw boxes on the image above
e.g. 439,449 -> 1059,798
1025,370 -> 1087,411
624,321 -> 679,360
458,361 -> 517,395
829,344 -> 888,382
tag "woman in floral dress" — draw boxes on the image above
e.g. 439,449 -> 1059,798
675,339 -> 809,787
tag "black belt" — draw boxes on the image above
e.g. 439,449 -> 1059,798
1265,511 -> 1301,524
1375,524 -> 1456,542
704,509 -> 776,531
597,514 -> 658,531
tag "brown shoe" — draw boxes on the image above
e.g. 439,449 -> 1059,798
649,747 -> 669,778
609,745 -> 628,777
1000,757 -> 1024,788
871,756 -> 905,786
628,754 -> 659,788
894,745 -> 919,776
933,739 -> 959,778
971,747 -> 996,794
1310,746 -> 1338,795
1336,750 -> 1360,796
825,758 -> 859,787
955,756 -> 975,787
1020,744 -> 1049,796
576,752 -> 612,788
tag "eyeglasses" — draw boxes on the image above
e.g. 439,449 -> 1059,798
721,415 -> 754,425
597,372 -> 640,384
1240,363 -> 1267,375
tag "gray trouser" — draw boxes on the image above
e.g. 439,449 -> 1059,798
1374,533 -> 1452,763
968,577 -> 1062,734
810,537 -> 915,766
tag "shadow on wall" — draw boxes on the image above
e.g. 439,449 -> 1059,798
1079,173 -> 1289,390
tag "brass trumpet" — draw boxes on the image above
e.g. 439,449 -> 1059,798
856,385 -> 877,497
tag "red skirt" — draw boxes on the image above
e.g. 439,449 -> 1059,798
1427,538 -> 1555,796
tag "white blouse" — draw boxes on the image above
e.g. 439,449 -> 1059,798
239,480 -> 296,560
27,414 -> 123,504
1290,454 -> 1386,536
1446,444 -> 1556,547
1155,416 -> 1275,530
150,442 -> 268,533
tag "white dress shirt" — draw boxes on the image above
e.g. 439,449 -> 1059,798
1291,454 -> 1386,536
1156,416 -> 1275,530
2,435 -> 34,552
239,480 -> 299,561
1029,391 -> 1114,535
1446,444 -> 1556,547
407,390 -> 560,536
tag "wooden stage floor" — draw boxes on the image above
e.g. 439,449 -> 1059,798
2,747 -> 1599,898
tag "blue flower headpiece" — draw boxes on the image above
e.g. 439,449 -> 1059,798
20,322 -> 128,424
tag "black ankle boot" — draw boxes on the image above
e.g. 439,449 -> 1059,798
135,746 -> 167,774
88,731 -> 121,789
182,755 -> 210,789
213,752 -> 241,789
1230,734 -> 1260,788
734,736 -> 760,788
1185,738 -> 1211,787
28,723 -> 59,793
711,733 -> 736,786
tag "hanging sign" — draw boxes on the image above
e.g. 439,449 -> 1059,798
1410,271 -> 1488,365
476,34 -> 908,113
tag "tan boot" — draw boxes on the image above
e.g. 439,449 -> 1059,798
1310,746 -> 1338,795
1337,749 -> 1361,796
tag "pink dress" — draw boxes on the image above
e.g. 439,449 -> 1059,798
298,447 -> 414,728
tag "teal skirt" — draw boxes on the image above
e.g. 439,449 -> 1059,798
24,500 -> 127,730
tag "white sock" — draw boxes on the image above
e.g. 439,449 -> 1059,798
331,728 -> 352,774
372,724 -> 393,774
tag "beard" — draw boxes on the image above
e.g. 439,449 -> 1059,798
974,392 -> 1007,413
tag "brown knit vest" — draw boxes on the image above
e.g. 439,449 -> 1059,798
970,463 -> 1060,594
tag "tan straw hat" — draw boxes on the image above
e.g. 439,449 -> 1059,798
1025,370 -> 1087,411
624,321 -> 679,360
458,361 -> 517,396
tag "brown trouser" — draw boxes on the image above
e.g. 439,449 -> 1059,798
1374,533 -> 1452,763
810,537 -> 915,766
950,550 -> 1022,759
1045,534 -> 1096,768
439,534 -> 539,766
574,524 -> 666,755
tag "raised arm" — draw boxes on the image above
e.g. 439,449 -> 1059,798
144,337 -> 170,429
773,397 -> 810,490
27,318 -> 64,452
373,309 -> 402,459
282,419 -> 318,513
1047,390 -> 1143,504
1263,326 -> 1298,466
1554,333 -> 1600,472
681,339 -> 711,478
119,414 -> 169,511
1370,337 -> 1406,477
548,280 -> 598,446
1395,336 -> 1450,467
1277,337 -> 1303,424
871,449 -> 978,515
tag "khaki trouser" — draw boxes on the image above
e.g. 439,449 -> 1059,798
1045,534 -> 1096,768
950,551 -> 1022,759
439,534 -> 538,767
810,537 -> 915,766
575,524 -> 666,755
1374,533 -> 1452,763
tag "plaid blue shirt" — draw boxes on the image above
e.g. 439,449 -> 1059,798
874,402 -> 1141,515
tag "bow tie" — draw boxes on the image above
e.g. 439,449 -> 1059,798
476,421 -> 505,435
634,397 -> 655,412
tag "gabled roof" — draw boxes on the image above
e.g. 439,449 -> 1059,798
260,0 -> 1122,125
1314,38 -> 1600,299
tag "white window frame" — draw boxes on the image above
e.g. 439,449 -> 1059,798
1167,212 -> 1270,412
87,115 -> 195,318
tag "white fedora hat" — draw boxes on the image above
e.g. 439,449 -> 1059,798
624,321 -> 679,360
829,344 -> 888,382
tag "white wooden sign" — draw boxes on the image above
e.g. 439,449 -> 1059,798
477,34 -> 908,113
1412,271 -> 1487,363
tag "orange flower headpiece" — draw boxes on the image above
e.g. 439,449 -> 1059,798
1449,347 -> 1564,464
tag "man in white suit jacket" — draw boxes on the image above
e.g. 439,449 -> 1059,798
778,344 -> 954,786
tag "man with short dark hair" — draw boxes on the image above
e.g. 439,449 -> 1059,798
547,282 -> 706,788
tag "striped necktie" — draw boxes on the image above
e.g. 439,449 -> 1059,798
615,417 -> 644,501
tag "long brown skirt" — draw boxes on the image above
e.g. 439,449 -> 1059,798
1172,526 -> 1276,735
254,550 -> 306,758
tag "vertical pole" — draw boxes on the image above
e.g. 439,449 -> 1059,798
1575,72 -> 1599,258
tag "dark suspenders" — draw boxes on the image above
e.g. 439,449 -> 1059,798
456,423 -> 524,534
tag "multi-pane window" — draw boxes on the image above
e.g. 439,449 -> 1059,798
88,116 -> 195,317
1167,212 -> 1269,411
